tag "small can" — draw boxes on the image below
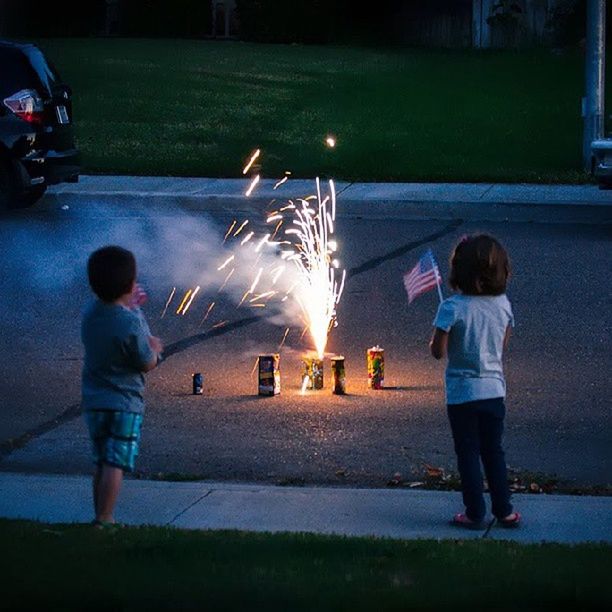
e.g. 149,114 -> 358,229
302,357 -> 324,390
331,356 -> 346,395
192,372 -> 203,395
258,354 -> 281,396
367,346 -> 384,389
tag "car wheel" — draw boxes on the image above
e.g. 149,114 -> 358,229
0,161 -> 46,209
14,184 -> 47,208
0,161 -> 14,210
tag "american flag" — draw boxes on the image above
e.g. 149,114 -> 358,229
403,249 -> 442,304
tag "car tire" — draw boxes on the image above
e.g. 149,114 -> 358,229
0,160 -> 13,210
0,160 -> 46,209
15,184 -> 47,208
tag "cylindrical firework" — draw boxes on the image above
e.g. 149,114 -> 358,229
302,357 -> 324,390
258,354 -> 281,396
331,356 -> 346,395
367,346 -> 384,389
192,372 -> 203,395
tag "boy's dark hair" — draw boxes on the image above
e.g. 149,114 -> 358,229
87,246 -> 136,303
449,234 -> 510,296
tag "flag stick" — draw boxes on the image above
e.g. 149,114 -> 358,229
429,250 -> 444,304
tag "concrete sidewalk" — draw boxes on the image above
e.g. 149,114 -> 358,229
1,472 -> 610,545
46,176 -> 612,223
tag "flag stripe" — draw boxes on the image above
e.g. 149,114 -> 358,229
403,249 -> 442,304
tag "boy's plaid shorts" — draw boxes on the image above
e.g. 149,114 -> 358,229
85,410 -> 143,472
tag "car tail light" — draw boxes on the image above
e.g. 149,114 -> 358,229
3,89 -> 44,124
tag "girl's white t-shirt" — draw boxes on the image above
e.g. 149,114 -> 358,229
433,294 -> 514,405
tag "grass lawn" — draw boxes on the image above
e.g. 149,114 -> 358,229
1,519 -> 611,610
33,39 -> 611,183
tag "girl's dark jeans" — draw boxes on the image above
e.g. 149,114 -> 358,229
447,397 -> 513,522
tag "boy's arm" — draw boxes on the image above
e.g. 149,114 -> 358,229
429,328 -> 448,360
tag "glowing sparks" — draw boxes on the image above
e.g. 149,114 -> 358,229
217,254 -> 235,271
233,220 -> 249,237
248,267 -> 264,295
176,289 -> 192,315
218,267 -> 235,291
199,301 -> 215,326
273,176 -> 288,190
245,174 -> 260,197
242,149 -> 261,175
218,177 -> 345,360
300,376 -> 309,395
181,286 -> 200,315
240,231 -> 255,246
211,320 -> 229,329
278,327 -> 290,350
224,220 -> 237,241
160,287 -> 176,318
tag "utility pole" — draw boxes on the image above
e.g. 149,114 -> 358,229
583,0 -> 606,172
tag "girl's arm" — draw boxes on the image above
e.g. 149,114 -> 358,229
504,325 -> 511,349
429,328 -> 448,360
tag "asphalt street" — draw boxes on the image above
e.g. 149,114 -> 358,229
0,190 -> 610,488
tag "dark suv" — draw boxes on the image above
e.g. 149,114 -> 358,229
0,40 -> 79,208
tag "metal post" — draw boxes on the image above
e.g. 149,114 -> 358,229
583,0 -> 606,172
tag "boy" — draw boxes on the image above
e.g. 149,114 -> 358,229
82,246 -> 163,527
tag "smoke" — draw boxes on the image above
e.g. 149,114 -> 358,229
0,198 -> 304,328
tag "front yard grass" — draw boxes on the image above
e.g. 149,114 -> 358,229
1,518 -> 610,610
35,38 -> 610,183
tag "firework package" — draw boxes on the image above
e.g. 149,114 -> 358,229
367,346 -> 384,389
258,354 -> 281,396
192,372 -> 203,395
303,357 -> 324,390
331,356 -> 346,395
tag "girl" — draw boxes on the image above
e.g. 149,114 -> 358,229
430,234 -> 521,529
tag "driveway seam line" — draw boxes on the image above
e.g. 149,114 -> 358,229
166,489 -> 214,526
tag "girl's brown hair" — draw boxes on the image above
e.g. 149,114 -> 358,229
449,234 -> 510,296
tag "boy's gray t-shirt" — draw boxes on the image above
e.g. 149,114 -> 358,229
433,294 -> 514,405
81,300 -> 154,414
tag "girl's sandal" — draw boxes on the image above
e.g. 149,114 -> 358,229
450,513 -> 487,531
497,512 -> 521,528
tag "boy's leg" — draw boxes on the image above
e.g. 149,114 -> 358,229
96,463 -> 123,523
477,398 -> 513,520
447,403 -> 486,522
93,465 -> 102,516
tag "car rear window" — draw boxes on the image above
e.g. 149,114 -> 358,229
0,47 -> 41,99
23,45 -> 63,94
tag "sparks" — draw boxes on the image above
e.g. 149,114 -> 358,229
245,174 -> 260,197
181,285 -> 200,316
211,320 -> 229,329
241,231 -> 255,246
233,220 -> 249,237
242,149 -> 261,175
278,327 -> 290,350
273,176 -> 288,190
224,220 -> 237,241
217,254 -> 235,271
199,301 -> 215,327
160,287 -> 176,318
300,376 -> 309,395
248,267 -> 264,295
176,289 -> 192,315
218,267 -> 235,291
